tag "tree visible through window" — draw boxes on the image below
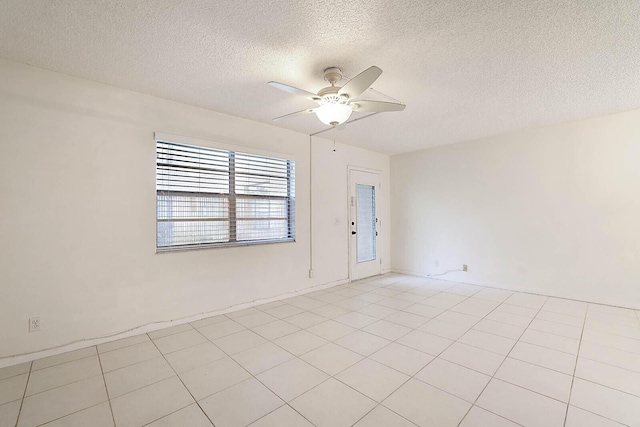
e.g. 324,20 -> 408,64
156,140 -> 295,250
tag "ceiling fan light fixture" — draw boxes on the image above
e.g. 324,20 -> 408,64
315,102 -> 352,126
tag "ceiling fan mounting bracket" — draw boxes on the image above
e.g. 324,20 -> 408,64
323,67 -> 343,86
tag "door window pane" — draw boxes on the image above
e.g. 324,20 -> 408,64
356,184 -> 376,263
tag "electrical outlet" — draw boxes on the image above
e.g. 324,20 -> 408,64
463,264 -> 468,272
308,269 -> 314,278
435,260 -> 440,267
29,317 -> 40,332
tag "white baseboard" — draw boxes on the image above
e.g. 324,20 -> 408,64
391,268 -> 431,277
390,269 -> 640,311
0,277 -> 349,369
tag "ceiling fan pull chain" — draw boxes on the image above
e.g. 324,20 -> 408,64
333,124 -> 337,152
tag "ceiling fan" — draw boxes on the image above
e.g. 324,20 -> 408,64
268,66 -> 406,127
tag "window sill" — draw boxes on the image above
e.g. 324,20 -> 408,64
156,238 -> 296,253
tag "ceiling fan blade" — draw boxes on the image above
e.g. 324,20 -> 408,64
268,81 -> 320,102
350,100 -> 406,113
272,108 -> 316,121
338,66 -> 382,99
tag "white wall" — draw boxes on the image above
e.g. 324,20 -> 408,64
0,59 -> 390,361
391,109 -> 640,309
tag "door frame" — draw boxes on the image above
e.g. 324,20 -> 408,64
347,166 -> 382,282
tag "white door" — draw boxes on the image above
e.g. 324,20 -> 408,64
349,169 -> 381,281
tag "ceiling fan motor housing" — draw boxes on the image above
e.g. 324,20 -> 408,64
318,91 -> 349,104
320,67 -> 349,104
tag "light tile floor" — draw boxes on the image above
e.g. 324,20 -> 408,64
2,274 -> 640,426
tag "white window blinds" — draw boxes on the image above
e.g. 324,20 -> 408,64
156,140 -> 295,250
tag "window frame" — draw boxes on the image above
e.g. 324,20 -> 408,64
155,134 -> 296,252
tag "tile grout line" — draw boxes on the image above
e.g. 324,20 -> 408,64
99,352 -> 167,377
15,295 -> 414,425
15,361 -> 107,401
338,280 -> 603,344
0,291 -> 536,376
505,346 -> 574,376
147,329 -> 196,343
0,278 -> 358,365
269,322 -> 415,425
577,331 -> 640,354
306,282 -> 495,379
12,274 -> 636,426
562,303 -> 588,427
183,276 -> 450,426
455,295 -> 547,427
243,402 -> 318,427
582,315 -> 640,330
564,405 -> 633,427
3,273 -> 633,370
36,402 -> 112,427
316,287 -> 472,371
153,320 -> 321,426
0,281 -> 515,422
423,274 -> 640,313
337,276 -> 435,426
144,330 -> 220,427
96,345 -> 117,427
97,336 -> 152,356
10,353 -> 113,427
13,372 -> 108,425
336,328 -> 423,426
102,360 -> 175,400
224,305 -> 389,426
370,286 -> 529,425
580,328 -> 640,345
190,324 -> 320,427
347,400 -> 419,427
16,293 -> 521,405
464,300 -> 640,426
0,369 -> 30,382
29,351 -> 97,373
572,376 -> 640,398
357,285 -> 515,426
577,354 -> 640,376
21,309 -> 631,423
12,361 -> 32,427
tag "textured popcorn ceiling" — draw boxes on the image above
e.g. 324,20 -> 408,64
0,1 -> 639,154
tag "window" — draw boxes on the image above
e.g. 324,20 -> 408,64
356,183 -> 376,263
156,140 -> 295,250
